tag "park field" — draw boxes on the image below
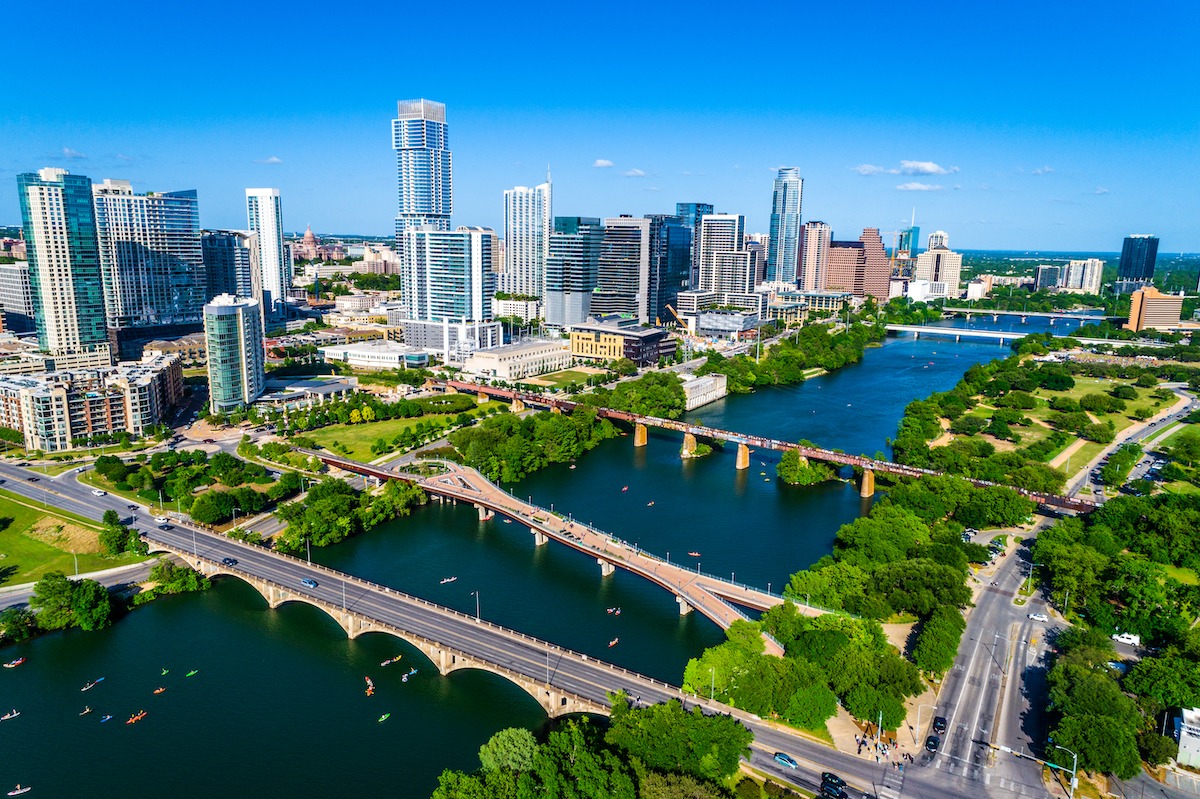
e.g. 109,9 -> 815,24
306,401 -> 504,461
0,488 -> 144,587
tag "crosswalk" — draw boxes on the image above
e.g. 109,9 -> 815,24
877,766 -> 905,799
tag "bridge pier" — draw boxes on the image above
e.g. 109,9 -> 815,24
533,531 -> 548,546
474,503 -> 494,521
735,443 -> 750,470
511,398 -> 526,413
676,596 -> 693,615
680,432 -> 697,458
859,468 -> 875,498
598,558 -> 615,577
633,422 -> 647,447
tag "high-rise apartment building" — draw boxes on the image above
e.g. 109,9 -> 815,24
545,217 -> 604,328
393,99 -> 452,249
0,261 -> 34,333
500,179 -> 551,297
202,230 -> 262,310
697,214 -> 745,292
675,202 -> 713,287
1034,265 -> 1062,292
766,167 -> 802,284
645,214 -> 692,325
927,230 -> 949,250
914,240 -> 963,297
245,188 -> 289,326
826,228 -> 890,300
592,216 -> 651,323
400,226 -> 496,323
204,294 -> 265,412
799,221 -> 831,291
16,168 -> 112,367
898,224 -> 921,257
1062,258 -> 1104,295
1118,234 -> 1158,283
91,179 -> 204,330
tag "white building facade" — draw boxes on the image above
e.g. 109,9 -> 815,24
245,188 -> 289,326
500,181 -> 551,298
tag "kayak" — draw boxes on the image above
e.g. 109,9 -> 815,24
7,785 -> 30,796
380,655 -> 402,667
3,658 -> 25,669
161,668 -> 169,676
79,707 -> 92,716
185,670 -> 198,677
80,677 -> 105,692
126,710 -> 147,725
153,687 -> 166,695
1,710 -> 19,721
378,713 -> 390,723
100,715 -> 113,723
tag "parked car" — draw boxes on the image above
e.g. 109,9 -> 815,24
932,716 -> 947,735
772,752 -> 797,769
925,735 -> 941,753
1027,613 -> 1049,622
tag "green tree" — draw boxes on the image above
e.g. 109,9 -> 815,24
606,695 -> 752,784
0,607 -> 36,643
478,727 -> 539,773
102,509 -> 121,527
70,579 -> 112,631
29,571 -> 77,630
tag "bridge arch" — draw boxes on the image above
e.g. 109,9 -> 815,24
147,543 -> 604,718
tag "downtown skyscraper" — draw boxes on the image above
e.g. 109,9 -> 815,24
16,168 -> 112,367
91,179 -> 204,330
675,202 -> 713,287
592,216 -> 651,323
245,188 -> 288,325
545,217 -> 604,328
766,167 -> 803,284
1118,234 -> 1159,283
500,178 -> 552,298
393,99 -> 452,249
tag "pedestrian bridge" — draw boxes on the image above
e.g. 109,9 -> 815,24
885,323 -> 1169,349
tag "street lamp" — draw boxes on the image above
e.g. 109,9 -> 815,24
914,704 -> 938,744
471,590 -> 480,622
1052,744 -> 1078,799
709,667 -> 715,701
1024,561 -> 1043,595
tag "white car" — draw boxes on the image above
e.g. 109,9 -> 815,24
91,489 -> 107,497
154,517 -> 170,525
1027,613 -> 1049,622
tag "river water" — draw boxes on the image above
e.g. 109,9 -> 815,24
0,321 -> 1041,796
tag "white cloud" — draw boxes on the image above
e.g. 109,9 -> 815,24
1032,165 -> 1054,175
1094,186 -> 1110,195
623,168 -> 646,178
592,159 -> 614,168
116,153 -> 134,162
62,147 -> 87,159
896,182 -> 943,192
900,160 -> 958,175
852,164 -> 888,175
255,155 -> 283,165
953,184 -> 962,190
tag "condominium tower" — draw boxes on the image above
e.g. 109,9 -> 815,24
826,228 -> 891,300
245,188 -> 288,325
645,214 -> 692,325
400,226 -> 496,322
675,202 -> 713,287
1118,234 -> 1158,283
799,221 -> 831,292
592,216 -> 651,323
393,99 -> 452,248
204,294 -> 265,412
202,230 -> 263,311
16,168 -> 112,367
544,217 -> 604,328
696,213 -> 746,293
91,179 -> 204,330
500,179 -> 551,298
0,261 -> 34,333
766,167 -> 803,284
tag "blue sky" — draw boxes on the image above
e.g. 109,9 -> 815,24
3,0 -> 1197,251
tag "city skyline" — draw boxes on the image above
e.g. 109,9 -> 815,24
2,1 -> 1196,251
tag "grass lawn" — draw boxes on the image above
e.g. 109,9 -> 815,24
306,402 -> 504,461
1145,422 -> 1187,450
1163,480 -> 1200,496
79,471 -> 155,508
1162,563 -> 1200,586
0,489 -> 144,587
524,369 -> 592,390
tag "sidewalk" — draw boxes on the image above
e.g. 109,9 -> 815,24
0,559 -> 157,597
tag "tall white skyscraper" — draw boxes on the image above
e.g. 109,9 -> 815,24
16,167 -> 112,367
500,179 -> 552,297
92,179 -> 204,330
697,213 -> 745,292
393,99 -> 452,249
928,230 -> 949,250
400,226 -> 496,322
767,167 -> 803,284
245,188 -> 288,325
799,221 -> 831,292
1062,258 -> 1104,295
915,237 -> 963,296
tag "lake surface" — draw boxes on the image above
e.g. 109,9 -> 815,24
0,329 -> 1015,796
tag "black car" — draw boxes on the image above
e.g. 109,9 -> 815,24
26,476 -> 38,482
821,772 -> 846,789
925,734 -> 941,753
820,786 -> 847,799
932,716 -> 948,735
221,557 -> 237,567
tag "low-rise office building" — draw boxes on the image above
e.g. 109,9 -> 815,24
400,318 -> 503,363
1125,286 -> 1184,332
319,339 -> 430,370
569,316 -> 676,366
463,339 -> 570,380
679,373 -> 728,410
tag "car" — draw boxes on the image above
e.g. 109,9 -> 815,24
91,489 -> 107,497
772,752 -> 797,769
128,504 -> 138,510
925,735 -> 941,753
26,476 -> 38,482
1028,613 -> 1049,622
932,716 -> 948,735
221,557 -> 238,567
819,786 -> 847,799
821,772 -> 846,789
154,517 -> 169,525
300,578 -> 318,589
203,438 -> 214,444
